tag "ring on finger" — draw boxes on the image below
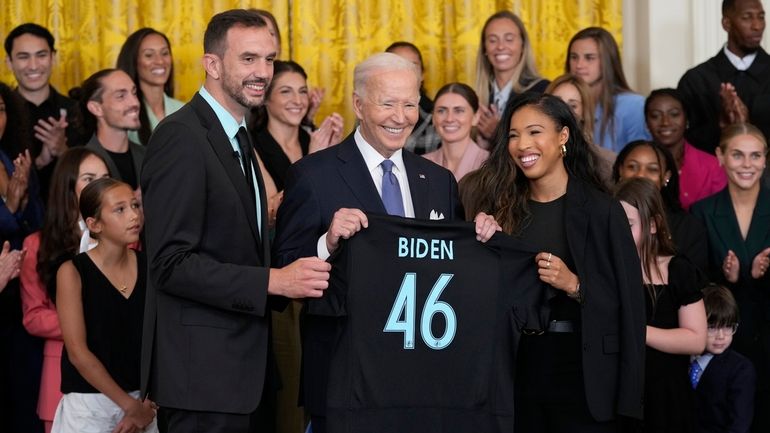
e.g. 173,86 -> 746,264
547,253 -> 552,262
547,261 -> 551,269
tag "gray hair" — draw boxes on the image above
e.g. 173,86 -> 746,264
353,52 -> 420,98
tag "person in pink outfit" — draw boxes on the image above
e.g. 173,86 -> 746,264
423,83 -> 489,181
645,88 -> 727,210
20,147 -> 109,432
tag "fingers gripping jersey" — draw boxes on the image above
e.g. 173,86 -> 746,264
307,214 -> 543,433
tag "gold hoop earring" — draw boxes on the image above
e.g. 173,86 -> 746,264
561,144 -> 567,157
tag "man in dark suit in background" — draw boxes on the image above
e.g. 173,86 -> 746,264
140,9 -> 330,433
273,52 -> 499,433
677,0 -> 769,155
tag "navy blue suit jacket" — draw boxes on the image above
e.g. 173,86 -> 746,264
273,133 -> 464,416
694,349 -> 756,433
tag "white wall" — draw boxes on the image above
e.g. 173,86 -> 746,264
623,0 -> 770,95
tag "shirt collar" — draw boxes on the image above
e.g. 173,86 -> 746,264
723,44 -> 757,71
354,128 -> 406,174
691,352 -> 714,370
18,85 -> 62,109
492,79 -> 514,112
198,86 -> 247,139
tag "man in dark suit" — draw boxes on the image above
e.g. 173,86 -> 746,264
273,52 -> 499,433
140,9 -> 331,433
677,0 -> 770,155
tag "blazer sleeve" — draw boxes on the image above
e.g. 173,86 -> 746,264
273,162 -> 326,267
142,120 -> 269,316
608,199 -> 646,419
449,175 -> 465,221
727,355 -> 757,433
678,68 -> 721,152
19,233 -> 62,340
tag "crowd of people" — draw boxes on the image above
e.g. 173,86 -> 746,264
0,0 -> 768,432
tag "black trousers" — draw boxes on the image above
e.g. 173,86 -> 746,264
515,333 -> 619,433
162,385 -> 276,433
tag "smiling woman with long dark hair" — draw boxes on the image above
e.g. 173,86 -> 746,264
467,92 -> 645,432
117,28 -> 184,146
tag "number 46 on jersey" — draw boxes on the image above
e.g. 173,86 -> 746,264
383,273 -> 457,350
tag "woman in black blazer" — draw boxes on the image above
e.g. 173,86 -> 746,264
466,93 -> 645,432
248,60 -> 343,192
691,123 -> 770,432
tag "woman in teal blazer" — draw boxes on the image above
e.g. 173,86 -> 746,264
691,123 -> 770,432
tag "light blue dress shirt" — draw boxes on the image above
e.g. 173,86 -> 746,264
199,86 -> 262,235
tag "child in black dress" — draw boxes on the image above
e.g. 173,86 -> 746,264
53,178 -> 156,433
615,177 -> 708,432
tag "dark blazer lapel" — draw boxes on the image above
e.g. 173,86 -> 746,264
564,178 -> 590,278
403,151 -> 430,219
747,48 -> 770,82
713,188 -> 750,263
745,185 -> 770,258
714,50 -> 738,82
130,142 -> 146,181
190,94 -> 260,244
336,136 -> 386,213
246,128 -> 271,265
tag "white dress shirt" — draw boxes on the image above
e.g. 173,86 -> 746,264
316,128 -> 415,258
724,44 -> 758,71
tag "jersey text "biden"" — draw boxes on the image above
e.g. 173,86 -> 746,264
397,237 -> 454,260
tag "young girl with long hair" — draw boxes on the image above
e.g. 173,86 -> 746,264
52,178 -> 156,433
615,177 -> 707,432
20,148 -> 110,432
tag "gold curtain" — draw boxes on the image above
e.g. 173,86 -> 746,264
0,0 -> 287,100
2,0 -> 621,131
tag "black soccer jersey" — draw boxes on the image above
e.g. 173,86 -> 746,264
307,214 -> 544,433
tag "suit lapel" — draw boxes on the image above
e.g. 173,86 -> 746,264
247,128 -> 271,265
564,178 -> 590,279
713,189 -> 749,264
336,137 -> 387,213
745,185 -> 770,259
403,151 -> 430,219
190,95 -> 261,245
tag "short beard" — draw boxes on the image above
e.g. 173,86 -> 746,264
738,43 -> 760,55
222,74 -> 268,109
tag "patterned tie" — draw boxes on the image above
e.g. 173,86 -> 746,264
689,359 -> 702,389
380,159 -> 405,217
